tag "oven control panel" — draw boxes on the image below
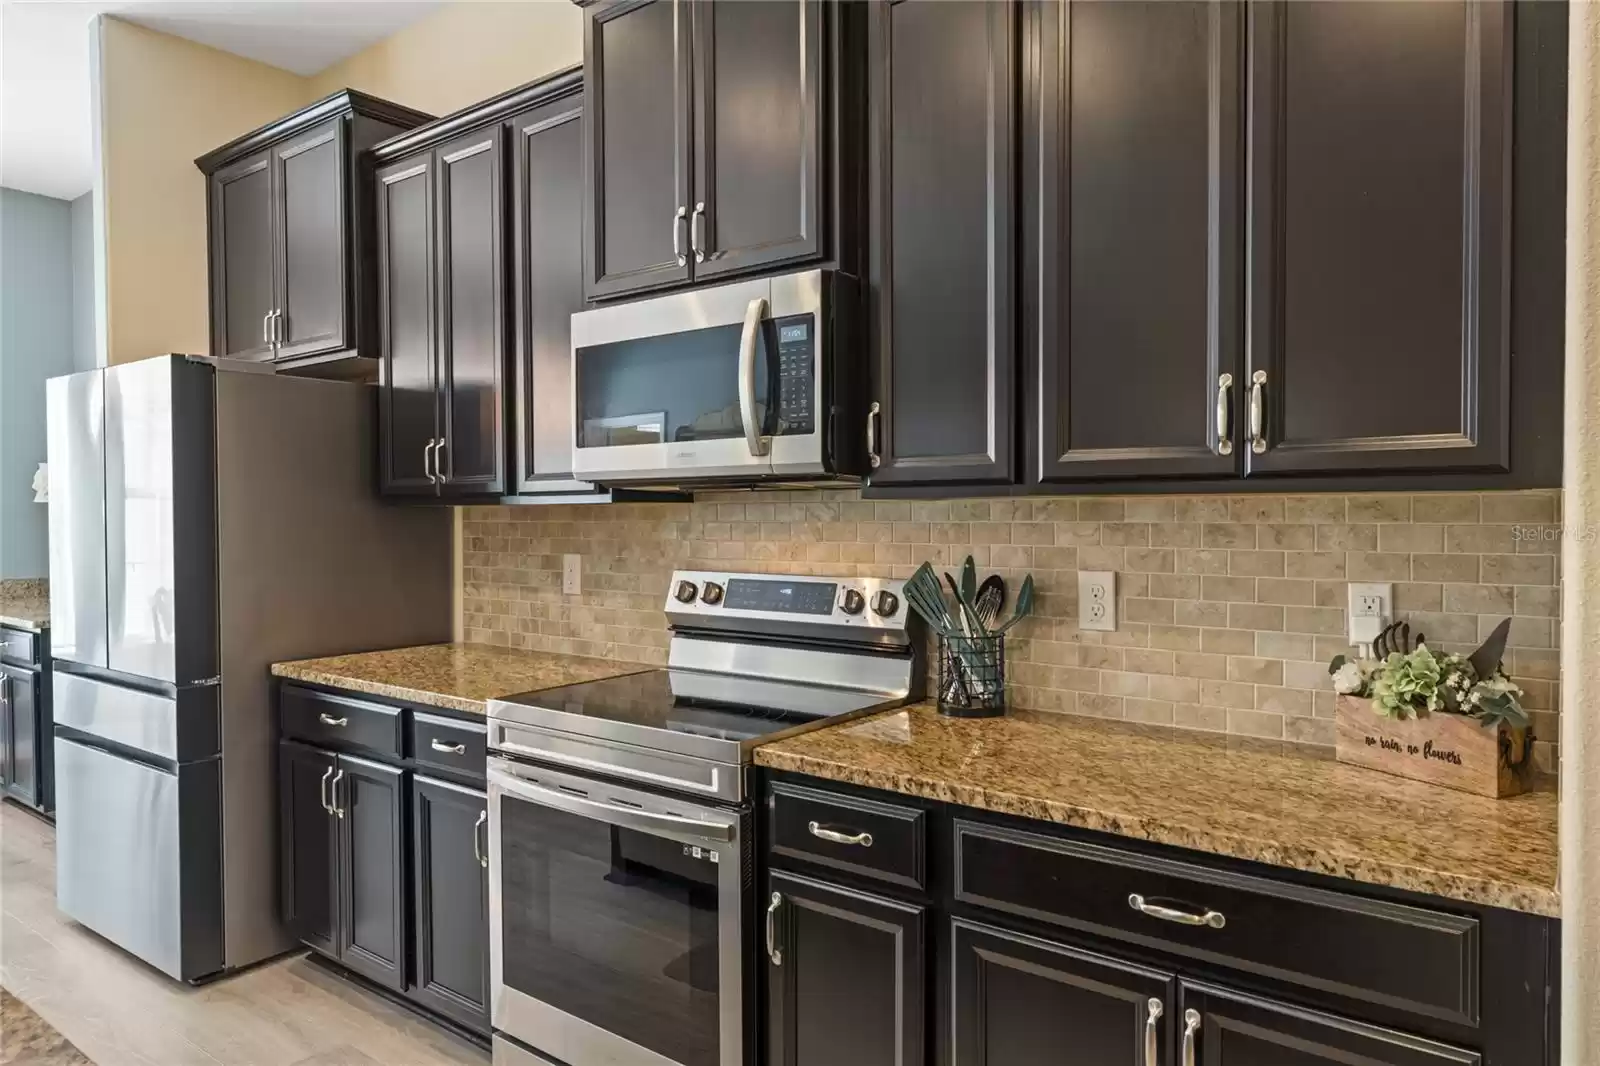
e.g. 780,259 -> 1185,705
664,570 -> 910,632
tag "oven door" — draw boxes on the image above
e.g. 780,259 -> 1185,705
488,756 -> 747,1066
570,270 -> 827,483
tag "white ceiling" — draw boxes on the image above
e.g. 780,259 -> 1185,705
0,1 -> 442,201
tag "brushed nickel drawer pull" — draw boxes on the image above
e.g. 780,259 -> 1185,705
430,738 -> 467,756
1182,1008 -> 1201,1066
1215,372 -> 1233,456
1128,893 -> 1226,929
318,712 -> 348,728
808,821 -> 873,847
1145,998 -> 1163,1066
766,891 -> 783,966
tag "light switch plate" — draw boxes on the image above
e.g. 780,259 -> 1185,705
1347,581 -> 1392,646
563,554 -> 582,595
1078,570 -> 1116,632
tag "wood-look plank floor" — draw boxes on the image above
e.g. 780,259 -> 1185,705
0,801 -> 488,1066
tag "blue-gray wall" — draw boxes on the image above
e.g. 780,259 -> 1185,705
71,193 -> 98,373
1,188 -> 76,579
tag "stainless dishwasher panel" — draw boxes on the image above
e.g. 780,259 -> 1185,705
53,735 -> 224,982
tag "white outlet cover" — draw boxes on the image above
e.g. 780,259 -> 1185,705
1078,570 -> 1117,632
1347,581 -> 1392,645
563,554 -> 582,596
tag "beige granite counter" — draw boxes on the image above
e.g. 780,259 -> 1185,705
0,579 -> 49,631
756,702 -> 1560,917
271,642 -> 653,715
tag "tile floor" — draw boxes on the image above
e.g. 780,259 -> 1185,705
0,802 -> 487,1066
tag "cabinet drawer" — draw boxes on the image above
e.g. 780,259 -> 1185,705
953,819 -> 1480,1027
280,685 -> 401,760
769,781 -> 926,890
1,627 -> 37,668
410,712 -> 486,780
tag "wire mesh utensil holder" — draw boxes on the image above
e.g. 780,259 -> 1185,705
938,633 -> 1006,717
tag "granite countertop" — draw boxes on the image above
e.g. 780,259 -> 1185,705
0,579 -> 49,631
756,702 -> 1560,917
271,642 -> 654,715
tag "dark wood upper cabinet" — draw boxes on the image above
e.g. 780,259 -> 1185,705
866,0 -> 1016,487
951,919 -> 1175,1066
375,152 -> 440,497
335,753 -> 407,993
435,126 -> 507,497
691,0 -> 825,280
585,0 -> 693,298
410,776 -> 489,1035
198,91 -> 432,376
1181,982 -> 1480,1066
279,739 -> 338,956
766,870 -> 926,1066
1027,0 -> 1243,484
512,86 -> 593,495
1243,0 -> 1511,477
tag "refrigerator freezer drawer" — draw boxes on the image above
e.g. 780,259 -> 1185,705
54,735 -> 224,982
52,671 -> 219,763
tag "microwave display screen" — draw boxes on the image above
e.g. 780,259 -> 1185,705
724,578 -> 837,615
779,323 -> 809,344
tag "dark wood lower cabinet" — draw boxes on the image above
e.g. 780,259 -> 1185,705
410,775 -> 489,1033
279,740 -> 338,955
334,754 -> 407,992
766,870 -> 925,1066
951,918 -> 1174,1066
1181,982 -> 1480,1066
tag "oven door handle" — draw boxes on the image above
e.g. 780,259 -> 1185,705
737,296 -> 771,458
488,765 -> 736,843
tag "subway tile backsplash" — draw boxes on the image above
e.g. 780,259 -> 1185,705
462,489 -> 1561,769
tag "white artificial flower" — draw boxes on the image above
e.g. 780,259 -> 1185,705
1332,661 -> 1365,695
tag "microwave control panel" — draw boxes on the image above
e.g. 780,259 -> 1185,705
774,315 -> 815,435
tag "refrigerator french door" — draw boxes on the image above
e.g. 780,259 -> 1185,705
487,756 -> 749,1066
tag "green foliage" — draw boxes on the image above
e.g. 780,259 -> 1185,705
1370,646 -> 1445,718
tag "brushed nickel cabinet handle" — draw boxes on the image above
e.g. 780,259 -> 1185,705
330,769 -> 345,818
473,810 -> 488,868
319,766 -> 335,815
691,202 -> 706,263
808,821 -> 873,847
1182,1008 -> 1201,1066
318,712 -> 348,728
1145,998 -> 1164,1066
435,438 -> 447,483
766,891 -> 783,966
866,401 -> 881,469
424,440 -> 437,485
1248,369 -> 1267,454
431,738 -> 467,756
273,309 -> 284,346
1129,893 -> 1225,929
263,312 -> 273,346
1215,372 -> 1234,456
673,205 -> 688,267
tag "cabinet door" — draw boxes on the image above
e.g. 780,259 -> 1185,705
1244,1 -> 1510,476
867,0 -> 1016,486
273,118 -> 351,361
410,776 -> 489,1033
766,870 -> 925,1066
436,127 -> 507,497
584,0 -> 693,299
1,666 -> 37,806
1028,0 -> 1243,483
207,148 -> 277,362
335,754 -> 407,992
952,918 -> 1174,1066
0,668 -> 11,790
376,153 -> 441,497
511,95 -> 592,495
278,740 -> 338,956
690,0 -> 824,280
1180,982 -> 1480,1066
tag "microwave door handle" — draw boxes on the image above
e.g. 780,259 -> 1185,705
738,296 -> 770,458
488,765 -> 735,844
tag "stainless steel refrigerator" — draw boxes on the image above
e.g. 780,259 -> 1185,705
45,355 -> 452,983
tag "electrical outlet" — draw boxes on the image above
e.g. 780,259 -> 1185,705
1346,582 -> 1392,646
563,554 -> 582,595
1078,570 -> 1117,632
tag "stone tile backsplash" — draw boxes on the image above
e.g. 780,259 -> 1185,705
462,490 -> 1561,768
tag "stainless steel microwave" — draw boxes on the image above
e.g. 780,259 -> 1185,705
569,269 -> 863,486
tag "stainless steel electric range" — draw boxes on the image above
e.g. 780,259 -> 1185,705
484,569 -> 923,1066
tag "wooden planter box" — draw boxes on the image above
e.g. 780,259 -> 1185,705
1334,695 -> 1529,798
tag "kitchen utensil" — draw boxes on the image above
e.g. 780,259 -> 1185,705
974,575 -> 1005,631
944,572 -> 987,636
905,563 -> 961,636
994,574 -> 1035,633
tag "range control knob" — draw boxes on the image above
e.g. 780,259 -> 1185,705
840,588 -> 866,615
701,581 -> 725,605
871,589 -> 900,617
675,580 -> 700,604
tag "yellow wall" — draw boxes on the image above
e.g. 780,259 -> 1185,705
308,0 -> 582,116
96,17 -> 309,364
